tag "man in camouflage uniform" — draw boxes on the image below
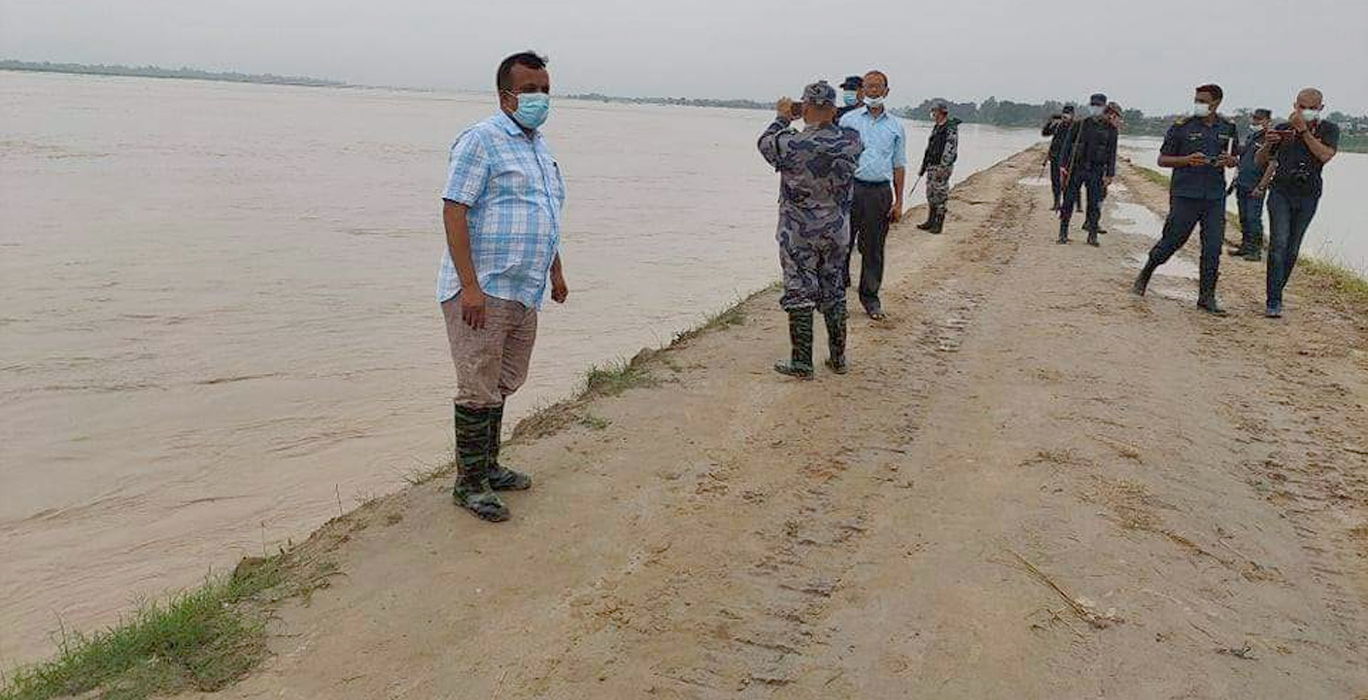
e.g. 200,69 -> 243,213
758,81 -> 863,379
917,99 -> 959,234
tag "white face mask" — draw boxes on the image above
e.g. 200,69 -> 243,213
1088,104 -> 1104,117
1301,108 -> 1321,122
864,95 -> 885,109
1250,123 -> 1265,132
1193,102 -> 1212,117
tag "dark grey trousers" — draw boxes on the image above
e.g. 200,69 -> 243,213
847,181 -> 893,313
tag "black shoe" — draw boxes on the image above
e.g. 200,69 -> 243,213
1057,220 -> 1069,244
1087,231 -> 1100,247
928,208 -> 945,234
823,307 -> 848,375
452,404 -> 510,522
1227,246 -> 1247,257
775,309 -> 815,379
915,212 -> 934,230
1197,294 -> 1227,316
1265,302 -> 1283,318
1242,250 -> 1262,262
1131,264 -> 1156,296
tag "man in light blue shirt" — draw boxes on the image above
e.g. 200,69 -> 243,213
439,51 -> 569,523
838,70 -> 907,320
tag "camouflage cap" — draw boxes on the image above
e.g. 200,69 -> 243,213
931,99 -> 950,112
1106,101 -> 1122,114
803,80 -> 837,106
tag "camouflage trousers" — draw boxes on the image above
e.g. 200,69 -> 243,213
778,229 -> 849,313
925,165 -> 953,208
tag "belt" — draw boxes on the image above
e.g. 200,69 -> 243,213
854,179 -> 890,187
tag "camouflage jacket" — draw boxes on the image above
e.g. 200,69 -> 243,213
758,118 -> 863,227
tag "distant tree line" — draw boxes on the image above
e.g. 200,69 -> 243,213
566,93 -> 772,111
0,60 -> 344,87
897,96 -> 1367,152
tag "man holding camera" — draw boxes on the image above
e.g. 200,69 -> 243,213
839,70 -> 906,321
1132,84 -> 1239,315
1042,105 -> 1075,211
1228,108 -> 1272,261
1057,93 -> 1118,246
1256,88 -> 1339,318
758,81 -> 864,378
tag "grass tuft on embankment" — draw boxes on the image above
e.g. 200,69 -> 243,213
0,558 -> 288,700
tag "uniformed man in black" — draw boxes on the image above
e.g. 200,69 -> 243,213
1228,108 -> 1272,261
835,75 -> 864,123
1056,93 -> 1118,246
1041,104 -> 1075,210
1132,84 -> 1239,315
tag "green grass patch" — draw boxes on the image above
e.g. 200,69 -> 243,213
583,358 -> 657,397
578,412 -> 612,430
1133,165 -> 1171,188
1302,256 -> 1368,308
1,557 -> 288,700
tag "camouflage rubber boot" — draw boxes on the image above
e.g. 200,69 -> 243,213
487,403 -> 531,491
452,403 -> 509,522
928,207 -> 945,234
774,310 -> 814,379
823,307 -> 849,375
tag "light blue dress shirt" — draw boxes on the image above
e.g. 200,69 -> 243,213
438,112 -> 565,308
839,107 -> 908,183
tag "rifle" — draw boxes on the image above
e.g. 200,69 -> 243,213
1058,117 -> 1086,201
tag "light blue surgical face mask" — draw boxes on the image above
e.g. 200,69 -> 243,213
1250,123 -> 1265,132
842,90 -> 858,107
506,91 -> 550,130
1193,102 -> 1212,118
1300,108 -> 1321,123
864,95 -> 885,109
1088,104 -> 1104,117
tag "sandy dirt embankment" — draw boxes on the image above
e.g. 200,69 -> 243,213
189,148 -> 1368,699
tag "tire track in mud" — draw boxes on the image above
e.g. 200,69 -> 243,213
510,162 -> 1038,699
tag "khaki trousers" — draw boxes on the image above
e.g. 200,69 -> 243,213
441,296 -> 538,409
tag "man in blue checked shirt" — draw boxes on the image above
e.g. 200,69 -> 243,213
439,50 -> 569,523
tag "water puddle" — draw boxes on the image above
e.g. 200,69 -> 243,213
1107,201 -> 1165,240
1017,176 -> 1051,187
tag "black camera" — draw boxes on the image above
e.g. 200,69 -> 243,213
1290,169 -> 1312,188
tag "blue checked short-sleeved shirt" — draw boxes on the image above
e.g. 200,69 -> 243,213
438,111 -> 565,308
839,107 -> 908,183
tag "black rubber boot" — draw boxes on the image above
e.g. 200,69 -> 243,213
1196,275 -> 1227,316
915,210 -> 934,231
1131,260 -> 1157,296
1057,219 -> 1069,245
928,207 -> 945,234
487,404 -> 531,491
823,307 -> 848,375
774,310 -> 815,379
1086,226 -> 1099,247
452,404 -> 509,522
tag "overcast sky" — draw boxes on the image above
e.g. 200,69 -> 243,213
3,0 -> 1366,115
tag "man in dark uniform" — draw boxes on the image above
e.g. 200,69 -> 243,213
1132,84 -> 1239,315
1228,108 -> 1272,261
1041,104 -> 1075,210
1056,93 -> 1118,246
835,75 -> 864,123
758,81 -> 863,377
1255,88 -> 1340,318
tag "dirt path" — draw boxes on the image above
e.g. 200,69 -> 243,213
195,149 -> 1368,699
